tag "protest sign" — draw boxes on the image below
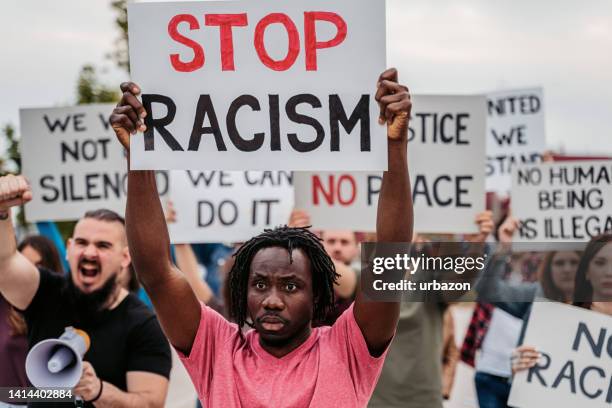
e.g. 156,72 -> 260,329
486,88 -> 546,194
508,302 -> 612,408
168,171 -> 293,243
19,105 -> 168,222
512,160 -> 612,244
294,95 -> 486,233
127,0 -> 387,171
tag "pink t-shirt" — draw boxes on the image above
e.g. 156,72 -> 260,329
177,303 -> 388,407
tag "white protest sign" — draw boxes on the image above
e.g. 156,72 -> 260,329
486,88 -> 546,194
512,160 -> 612,244
508,302 -> 612,408
168,171 -> 294,243
127,0 -> 387,171
19,105 -> 169,222
294,95 -> 486,234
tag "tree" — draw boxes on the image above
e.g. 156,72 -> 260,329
108,0 -> 129,72
0,124 -> 20,176
76,64 -> 119,104
0,1 -> 125,235
0,124 -> 27,227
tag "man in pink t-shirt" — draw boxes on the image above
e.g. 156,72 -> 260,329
110,68 -> 414,407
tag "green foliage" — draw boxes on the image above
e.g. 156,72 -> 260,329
56,221 -> 77,242
76,64 -> 120,104
108,0 -> 129,72
1,0 -> 128,235
0,124 -> 26,226
0,124 -> 20,175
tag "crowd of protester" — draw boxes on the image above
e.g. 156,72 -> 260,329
0,69 -> 610,408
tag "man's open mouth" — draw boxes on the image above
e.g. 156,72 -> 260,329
79,260 -> 101,278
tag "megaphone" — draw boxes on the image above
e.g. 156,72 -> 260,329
26,327 -> 90,388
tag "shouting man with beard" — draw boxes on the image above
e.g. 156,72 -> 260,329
109,68 -> 413,407
0,196 -> 171,407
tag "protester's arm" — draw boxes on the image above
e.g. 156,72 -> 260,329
0,175 -> 40,310
174,244 -> 214,304
354,68 -> 413,356
432,211 -> 495,303
74,362 -> 168,408
477,254 -> 538,311
110,83 -> 201,355
165,201 -> 214,304
475,215 -> 538,308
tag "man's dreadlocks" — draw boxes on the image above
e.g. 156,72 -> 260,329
228,226 -> 340,331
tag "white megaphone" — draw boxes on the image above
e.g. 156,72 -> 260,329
26,327 -> 90,388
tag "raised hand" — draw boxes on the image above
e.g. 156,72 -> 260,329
0,174 -> 32,217
375,68 -> 412,141
109,82 -> 148,151
498,215 -> 519,244
467,210 -> 495,243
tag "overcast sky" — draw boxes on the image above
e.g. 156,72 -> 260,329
1,0 -> 611,155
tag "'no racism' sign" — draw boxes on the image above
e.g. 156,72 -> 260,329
509,302 -> 612,408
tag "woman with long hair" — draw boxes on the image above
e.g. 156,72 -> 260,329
17,235 -> 64,273
537,250 -> 581,302
1,235 -> 63,401
573,233 -> 612,308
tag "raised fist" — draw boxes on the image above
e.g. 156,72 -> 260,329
109,82 -> 148,151
375,68 -> 412,141
0,174 -> 32,215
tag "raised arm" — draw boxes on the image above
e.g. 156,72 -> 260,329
0,175 -> 40,310
110,82 -> 201,354
354,68 -> 413,355
167,199 -> 214,304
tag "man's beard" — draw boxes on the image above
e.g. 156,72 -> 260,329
67,273 -> 119,324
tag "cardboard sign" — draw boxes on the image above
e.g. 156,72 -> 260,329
19,105 -> 169,222
127,0 -> 387,171
486,88 -> 546,194
293,95 -> 486,234
509,302 -> 612,408
512,160 -> 612,244
168,171 -> 294,243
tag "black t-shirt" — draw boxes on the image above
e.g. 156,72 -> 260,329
23,268 -> 171,407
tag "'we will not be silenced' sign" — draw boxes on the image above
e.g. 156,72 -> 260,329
20,105 -> 168,222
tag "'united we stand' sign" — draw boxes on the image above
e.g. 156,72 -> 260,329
127,0 -> 386,171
